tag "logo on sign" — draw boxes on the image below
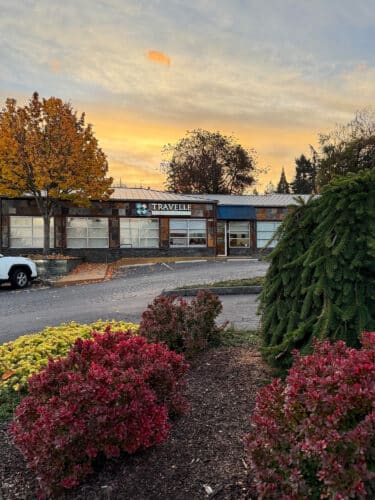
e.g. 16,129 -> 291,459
136,203 -> 148,215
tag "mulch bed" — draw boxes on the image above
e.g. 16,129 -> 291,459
0,347 -> 272,499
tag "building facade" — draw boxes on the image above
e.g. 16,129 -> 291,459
0,189 -> 311,261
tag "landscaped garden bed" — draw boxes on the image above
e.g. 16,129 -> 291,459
0,345 -> 271,499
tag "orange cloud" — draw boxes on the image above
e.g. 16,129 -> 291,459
109,160 -> 164,189
49,59 -> 61,74
83,105 -> 317,192
146,50 -> 171,66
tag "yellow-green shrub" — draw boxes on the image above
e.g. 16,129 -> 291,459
0,320 -> 138,391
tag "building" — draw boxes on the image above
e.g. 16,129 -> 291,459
0,189 -> 311,260
196,193 -> 311,256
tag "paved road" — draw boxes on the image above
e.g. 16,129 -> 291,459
0,260 -> 268,343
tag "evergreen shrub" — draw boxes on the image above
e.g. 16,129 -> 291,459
139,290 -> 224,356
10,328 -> 189,495
245,332 -> 375,499
259,170 -> 375,368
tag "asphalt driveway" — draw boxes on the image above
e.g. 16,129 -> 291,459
0,260 -> 268,343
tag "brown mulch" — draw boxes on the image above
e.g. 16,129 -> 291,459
69,263 -> 108,275
0,347 -> 272,499
28,254 -> 80,260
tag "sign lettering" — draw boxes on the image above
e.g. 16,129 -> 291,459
150,203 -> 192,216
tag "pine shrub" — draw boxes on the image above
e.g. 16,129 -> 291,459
259,170 -> 375,368
139,290 -> 224,356
10,328 -> 189,495
245,332 -> 375,499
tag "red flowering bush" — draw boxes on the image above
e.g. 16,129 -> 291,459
10,328 -> 189,496
139,290 -> 224,356
245,332 -> 375,499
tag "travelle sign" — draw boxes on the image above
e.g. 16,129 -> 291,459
149,203 -> 192,216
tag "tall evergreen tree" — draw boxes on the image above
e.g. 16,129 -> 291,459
259,170 -> 375,370
291,155 -> 315,194
276,168 -> 290,193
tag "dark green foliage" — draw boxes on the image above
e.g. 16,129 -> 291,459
276,167 -> 290,193
259,170 -> 375,369
162,129 -> 257,194
291,154 -> 316,194
0,387 -> 23,422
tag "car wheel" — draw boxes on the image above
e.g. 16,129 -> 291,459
10,269 -> 30,289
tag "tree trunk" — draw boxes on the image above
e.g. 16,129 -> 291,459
43,211 -> 50,255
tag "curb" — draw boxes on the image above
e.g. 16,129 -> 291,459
53,278 -> 106,287
162,286 -> 263,296
41,277 -> 107,287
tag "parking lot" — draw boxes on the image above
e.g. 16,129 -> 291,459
0,260 -> 268,343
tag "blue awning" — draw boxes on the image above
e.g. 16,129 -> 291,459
217,205 -> 256,220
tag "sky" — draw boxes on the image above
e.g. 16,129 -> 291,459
1,0 -> 375,191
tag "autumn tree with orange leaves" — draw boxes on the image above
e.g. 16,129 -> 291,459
0,93 -> 113,253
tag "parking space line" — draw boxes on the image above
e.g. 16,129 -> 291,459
161,262 -> 174,271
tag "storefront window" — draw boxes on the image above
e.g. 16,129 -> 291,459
120,218 -> 159,248
66,217 -> 108,248
257,221 -> 282,248
229,221 -> 250,247
170,219 -> 207,247
10,216 -> 54,248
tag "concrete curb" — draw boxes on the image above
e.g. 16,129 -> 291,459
41,278 -> 105,287
162,286 -> 263,296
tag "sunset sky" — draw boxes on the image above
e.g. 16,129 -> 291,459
1,0 -> 375,191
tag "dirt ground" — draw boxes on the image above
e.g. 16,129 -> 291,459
0,347 -> 272,500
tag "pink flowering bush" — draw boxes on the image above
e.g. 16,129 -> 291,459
139,290 -> 224,357
245,332 -> 375,499
10,328 -> 189,496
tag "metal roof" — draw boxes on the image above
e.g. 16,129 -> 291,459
110,188 -> 315,206
3,188 -> 315,207
110,187 -> 209,203
182,193 -> 315,207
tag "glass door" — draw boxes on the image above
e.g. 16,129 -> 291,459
216,221 -> 227,256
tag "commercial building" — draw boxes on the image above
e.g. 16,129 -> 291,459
0,189 -> 311,260
199,193 -> 311,256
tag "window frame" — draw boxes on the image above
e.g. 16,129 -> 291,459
228,221 -> 250,248
9,216 -> 55,248
66,217 -> 109,249
119,217 -> 160,248
256,220 -> 282,248
169,219 -> 207,248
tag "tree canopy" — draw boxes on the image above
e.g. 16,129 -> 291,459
276,168 -> 290,193
0,92 -> 113,253
315,108 -> 375,189
291,154 -> 315,194
162,129 -> 256,194
259,169 -> 375,370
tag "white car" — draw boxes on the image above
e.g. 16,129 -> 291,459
0,254 -> 38,289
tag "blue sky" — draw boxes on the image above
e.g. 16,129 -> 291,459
1,0 -> 374,189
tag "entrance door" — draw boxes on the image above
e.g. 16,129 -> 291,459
216,221 -> 227,256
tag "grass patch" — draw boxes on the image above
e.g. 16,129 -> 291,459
176,276 -> 265,289
222,326 -> 262,347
